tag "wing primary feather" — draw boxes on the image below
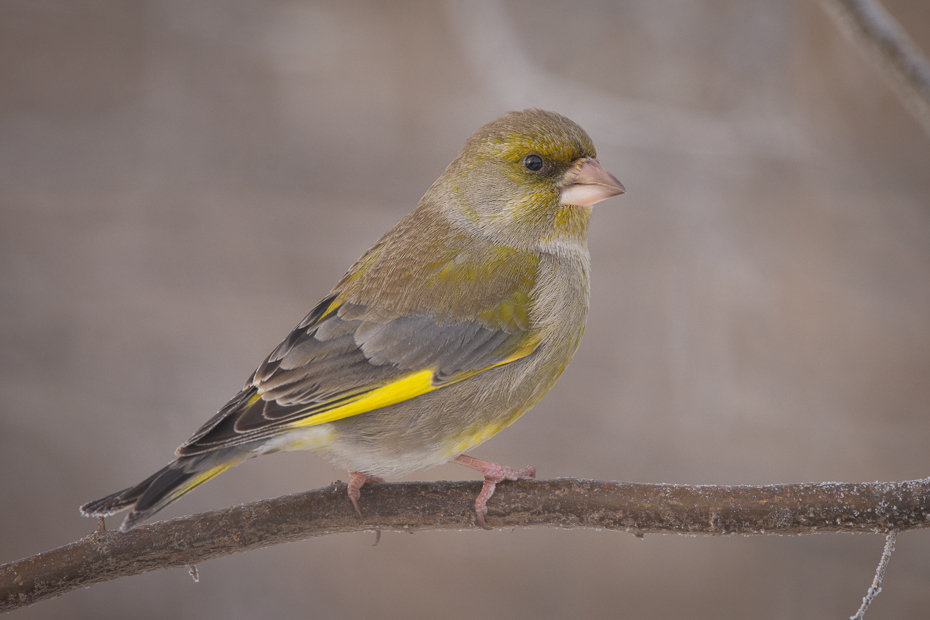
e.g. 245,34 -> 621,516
298,294 -> 340,329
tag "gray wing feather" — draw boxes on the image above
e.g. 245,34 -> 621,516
177,299 -> 533,455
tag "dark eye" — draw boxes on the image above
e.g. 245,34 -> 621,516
522,154 -> 544,172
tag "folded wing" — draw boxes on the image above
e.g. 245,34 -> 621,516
178,236 -> 541,456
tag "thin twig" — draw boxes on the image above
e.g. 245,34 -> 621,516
2,477 -> 929,613
850,529 -> 898,620
821,0 -> 930,137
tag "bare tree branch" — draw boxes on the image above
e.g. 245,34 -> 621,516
2,477 -> 929,613
821,0 -> 930,137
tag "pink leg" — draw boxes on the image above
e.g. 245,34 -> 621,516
453,454 -> 536,529
348,471 -> 385,545
347,471 -> 384,517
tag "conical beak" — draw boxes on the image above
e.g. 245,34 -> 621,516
558,158 -> 625,207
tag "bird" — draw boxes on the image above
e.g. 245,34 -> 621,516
80,108 -> 625,532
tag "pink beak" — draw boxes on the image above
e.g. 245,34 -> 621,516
558,158 -> 625,207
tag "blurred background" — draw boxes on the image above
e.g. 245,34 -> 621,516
2,0 -> 930,618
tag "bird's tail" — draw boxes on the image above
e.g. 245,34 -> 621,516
80,452 -> 242,531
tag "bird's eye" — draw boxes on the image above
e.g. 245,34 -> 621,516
522,154 -> 544,172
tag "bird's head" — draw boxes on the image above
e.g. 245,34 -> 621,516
434,109 -> 624,251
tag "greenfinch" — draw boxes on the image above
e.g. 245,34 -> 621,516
81,109 -> 624,531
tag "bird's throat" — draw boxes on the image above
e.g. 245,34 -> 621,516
546,204 -> 591,245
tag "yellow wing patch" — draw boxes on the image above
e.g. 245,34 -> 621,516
164,462 -> 237,506
287,369 -> 435,429
285,334 -> 541,430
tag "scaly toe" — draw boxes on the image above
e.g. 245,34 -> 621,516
347,471 -> 384,518
519,465 -> 536,479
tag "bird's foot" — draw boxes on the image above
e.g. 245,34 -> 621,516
348,471 -> 384,545
347,471 -> 384,517
453,454 -> 536,530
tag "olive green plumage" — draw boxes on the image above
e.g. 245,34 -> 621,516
81,109 -> 624,531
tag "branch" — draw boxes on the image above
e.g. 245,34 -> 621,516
3,477 -> 930,613
821,0 -> 930,137
851,530 -> 898,620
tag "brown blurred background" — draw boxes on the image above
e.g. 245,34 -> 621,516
2,1 -> 930,618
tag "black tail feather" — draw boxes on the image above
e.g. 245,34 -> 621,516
80,467 -> 166,518
80,456 -> 232,531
